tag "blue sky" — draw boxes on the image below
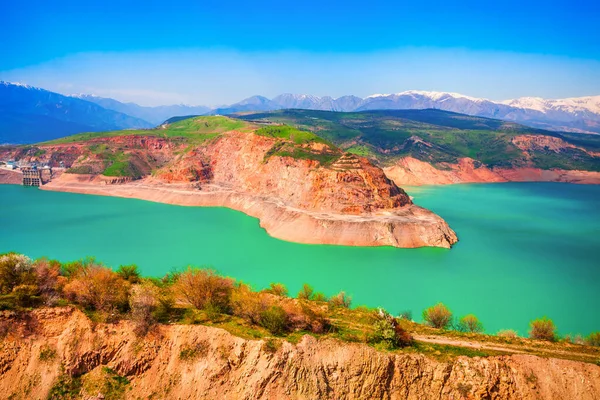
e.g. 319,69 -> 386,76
1,0 -> 599,105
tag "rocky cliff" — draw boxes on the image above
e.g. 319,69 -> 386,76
1,308 -> 599,400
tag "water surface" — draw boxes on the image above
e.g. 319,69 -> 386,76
0,183 -> 598,336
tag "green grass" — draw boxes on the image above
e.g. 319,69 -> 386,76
42,116 -> 250,145
238,109 -> 600,171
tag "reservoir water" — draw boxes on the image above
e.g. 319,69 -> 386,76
0,182 -> 598,336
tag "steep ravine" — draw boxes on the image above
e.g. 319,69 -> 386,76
1,308 -> 599,400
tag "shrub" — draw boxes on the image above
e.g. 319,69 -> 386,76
497,329 -> 519,339
456,314 -> 484,333
179,341 -> 209,361
117,264 -> 141,283
34,258 -> 65,305
398,310 -> 412,321
259,305 -> 289,335
129,283 -> 160,336
265,282 -> 288,297
372,308 -> 413,348
262,338 -> 281,353
297,284 -> 314,300
63,264 -> 130,312
529,317 -> 557,341
282,301 -> 330,334
173,267 -> 233,313
587,332 -> 600,347
313,292 -> 328,302
328,291 -> 351,309
11,284 -> 41,307
39,346 -> 57,361
0,253 -> 35,295
422,303 -> 453,329
231,283 -> 268,324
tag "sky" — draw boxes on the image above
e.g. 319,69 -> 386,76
1,0 -> 599,106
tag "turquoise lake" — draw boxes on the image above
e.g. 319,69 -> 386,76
0,183 -> 598,336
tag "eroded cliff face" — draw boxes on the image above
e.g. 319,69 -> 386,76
1,308 -> 599,400
385,157 -> 600,186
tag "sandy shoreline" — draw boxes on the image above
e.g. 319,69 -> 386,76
34,174 -> 458,249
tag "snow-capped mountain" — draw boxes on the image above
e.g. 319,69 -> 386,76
208,91 -> 600,133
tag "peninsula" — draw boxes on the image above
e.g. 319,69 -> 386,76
0,116 -> 458,248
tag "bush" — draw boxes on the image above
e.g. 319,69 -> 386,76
173,267 -> 233,313
0,253 -> 35,295
34,258 -> 65,305
129,283 -> 161,336
372,308 -> 413,348
422,303 -> 453,329
328,291 -> 351,309
231,283 -> 268,324
297,284 -> 314,300
117,264 -> 141,283
313,292 -> 328,302
587,332 -> 600,347
398,310 -> 412,321
265,282 -> 288,297
529,317 -> 557,341
497,329 -> 519,339
259,305 -> 289,335
63,264 -> 130,312
456,314 -> 483,333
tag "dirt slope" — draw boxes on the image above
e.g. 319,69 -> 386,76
1,308 -> 599,400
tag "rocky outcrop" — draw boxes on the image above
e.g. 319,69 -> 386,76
36,129 -> 458,248
1,308 -> 599,400
385,157 -> 600,186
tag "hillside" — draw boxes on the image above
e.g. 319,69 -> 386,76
0,116 -> 457,248
0,82 -> 153,144
1,253 -> 599,400
237,109 -> 600,185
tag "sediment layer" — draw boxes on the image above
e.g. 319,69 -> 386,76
1,307 -> 599,400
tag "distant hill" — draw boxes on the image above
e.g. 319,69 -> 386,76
0,82 -> 153,144
74,94 -> 211,125
237,109 -> 600,172
68,89 -> 600,135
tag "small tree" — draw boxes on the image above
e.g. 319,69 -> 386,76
129,283 -> 160,336
297,284 -> 314,300
313,292 -> 328,302
529,317 -> 557,341
117,264 -> 141,283
63,264 -> 130,312
372,308 -> 413,348
456,314 -> 483,333
422,303 -> 452,329
587,332 -> 600,347
328,291 -> 351,308
265,282 -> 288,297
173,267 -> 233,313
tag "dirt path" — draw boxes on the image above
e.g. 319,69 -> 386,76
414,334 -> 600,363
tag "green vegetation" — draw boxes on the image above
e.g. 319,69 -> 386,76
422,303 -> 453,329
457,314 -> 484,333
529,317 -> 557,341
43,116 -> 250,145
256,125 -> 342,166
1,252 -> 599,375
238,109 -> 600,171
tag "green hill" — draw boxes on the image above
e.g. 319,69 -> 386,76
237,109 -> 600,171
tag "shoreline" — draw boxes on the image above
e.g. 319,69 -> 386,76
36,174 -> 458,249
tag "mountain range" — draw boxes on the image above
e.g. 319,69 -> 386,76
1,81 -> 600,144
0,82 -> 152,144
